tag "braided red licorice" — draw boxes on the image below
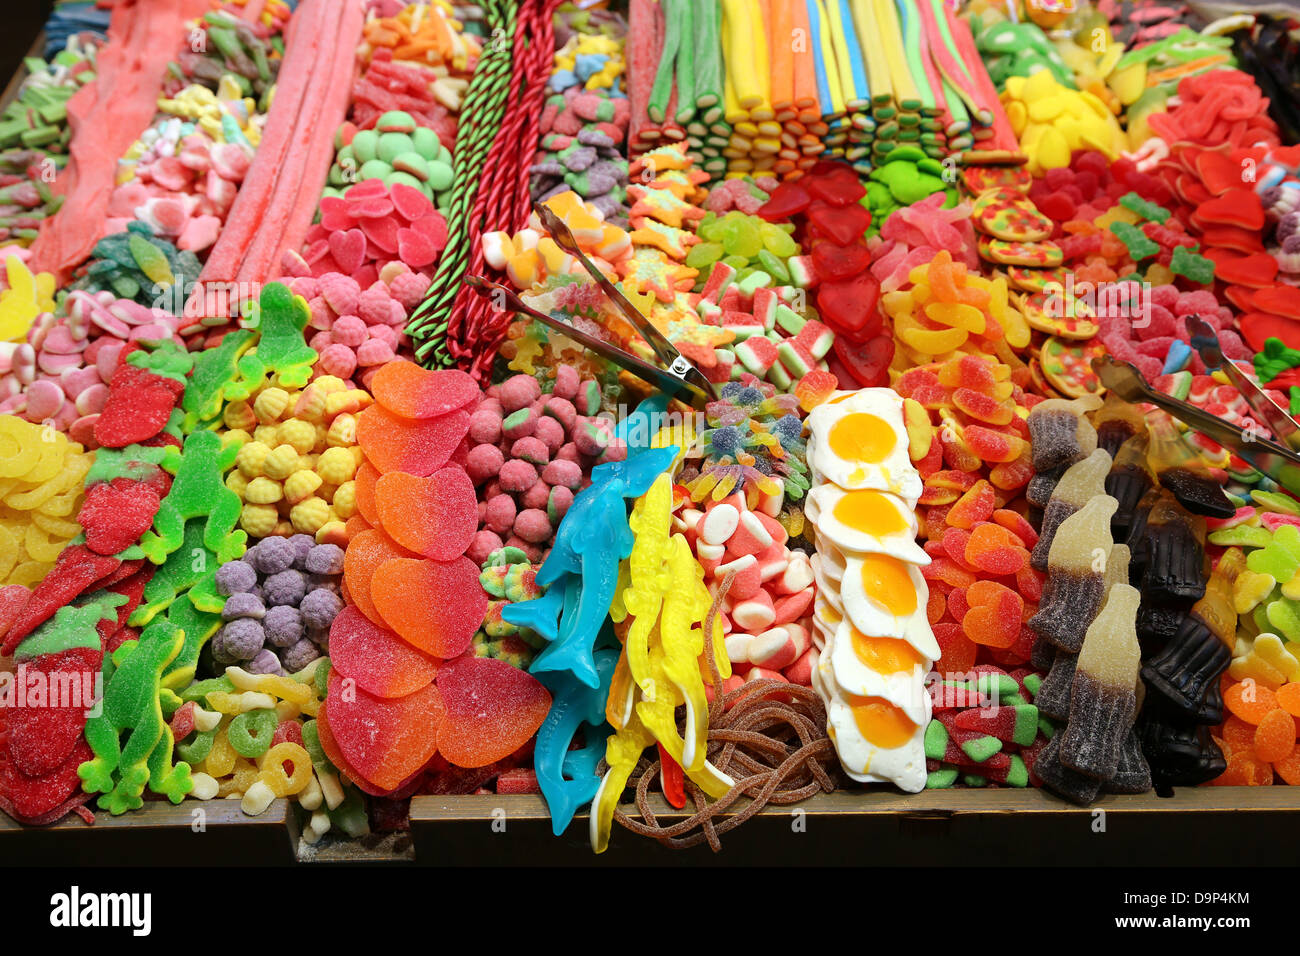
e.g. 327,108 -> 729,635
447,0 -> 562,381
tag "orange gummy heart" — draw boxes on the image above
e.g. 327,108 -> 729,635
371,556 -> 485,657
375,467 -> 476,560
356,403 -> 470,475
343,528 -> 414,627
371,360 -> 480,419
435,656 -> 551,768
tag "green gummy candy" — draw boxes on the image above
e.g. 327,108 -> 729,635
721,254 -> 749,270
1005,754 -> 1029,788
926,766 -> 958,788
390,151 -> 430,182
301,720 -> 328,768
376,110 -> 417,134
1023,672 -> 1043,698
1038,715 -> 1057,739
328,785 -> 371,838
923,718 -> 948,759
1109,221 -> 1160,261
1209,525 -> 1273,549
127,340 -> 194,383
1247,524 -> 1300,580
228,708 -> 277,758
179,675 -> 235,704
1168,244 -> 1215,283
15,591 -> 128,661
427,161 -> 454,193
140,430 -> 246,566
685,241 -> 724,270
85,444 -> 169,487
357,158 -> 389,181
1266,596 -> 1300,640
759,223 -> 799,258
376,132 -> 415,164
1011,704 -> 1040,747
182,329 -> 256,432
411,126 -> 440,160
719,215 -> 762,258
960,734 -> 1003,763
1253,490 -> 1300,516
385,170 -> 424,192
314,657 -> 331,698
176,728 -> 215,764
1118,191 -> 1170,223
127,232 -> 175,287
976,672 -> 1019,702
962,773 -> 989,788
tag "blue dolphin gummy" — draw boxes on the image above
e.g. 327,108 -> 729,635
534,640 -> 619,834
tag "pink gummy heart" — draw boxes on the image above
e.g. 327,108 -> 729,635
410,212 -> 448,251
390,182 -> 433,222
328,605 -> 440,698
396,227 -> 437,268
434,656 -> 551,768
361,215 -> 400,254
328,229 -> 367,274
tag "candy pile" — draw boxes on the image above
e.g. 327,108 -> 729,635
806,387 -> 935,792
463,367 -> 610,565
0,416 -> 91,587
212,536 -> 344,674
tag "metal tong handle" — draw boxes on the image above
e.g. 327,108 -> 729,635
532,202 -> 715,401
464,276 -> 712,408
1093,354 -> 1300,496
1185,314 -> 1300,452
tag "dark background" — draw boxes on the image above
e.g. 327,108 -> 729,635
4,0 -> 56,87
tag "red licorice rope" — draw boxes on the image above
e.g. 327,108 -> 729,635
447,0 -> 562,381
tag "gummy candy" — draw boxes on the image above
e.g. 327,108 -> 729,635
434,655 -> 551,768
374,468 -> 477,560
328,605 -> 440,699
322,669 -> 443,792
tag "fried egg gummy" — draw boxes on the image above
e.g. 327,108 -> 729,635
807,388 -> 934,793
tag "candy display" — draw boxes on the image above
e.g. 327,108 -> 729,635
1,0 -> 1299,867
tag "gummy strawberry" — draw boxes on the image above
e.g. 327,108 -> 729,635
79,479 -> 162,557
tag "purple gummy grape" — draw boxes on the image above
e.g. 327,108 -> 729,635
222,592 -> 266,621
300,588 -> 343,630
305,573 -> 341,596
305,543 -> 346,575
247,648 -> 283,676
288,534 -> 316,569
264,605 -> 304,648
282,638 -> 321,673
215,560 -> 258,596
210,630 -> 237,665
263,569 -> 307,607
252,536 -> 296,575
220,618 -> 266,661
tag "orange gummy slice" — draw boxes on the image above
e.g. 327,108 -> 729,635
343,528 -> 414,627
1211,750 -> 1274,786
356,403 -> 470,475
375,467 -> 477,560
323,670 -> 445,791
328,605 -> 440,699
370,360 -> 479,420
354,461 -> 380,525
435,656 -> 551,768
371,556 -> 486,658
1225,680 -> 1279,724
1276,681 -> 1300,717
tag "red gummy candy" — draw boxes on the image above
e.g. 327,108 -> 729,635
946,479 -> 995,528
375,468 -> 477,561
434,655 -> 551,769
323,670 -> 444,792
965,523 -> 1029,576
932,622 -> 977,677
805,200 -> 872,246
811,241 -> 872,281
830,333 -> 891,388
93,364 -> 184,448
962,581 -> 1024,648
6,647 -> 101,777
803,164 -> 867,205
78,478 -> 162,556
328,605 -> 441,698
1,547 -> 121,655
758,180 -> 811,221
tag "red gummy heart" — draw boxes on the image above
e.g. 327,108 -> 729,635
811,241 -> 872,281
318,196 -> 355,233
389,182 -> 433,222
805,200 -> 872,246
1198,224 -> 1264,255
6,647 -> 101,777
94,364 -> 183,448
831,333 -> 893,388
345,178 -> 388,199
329,605 -> 440,698
816,272 -> 881,333
1195,150 -> 1248,197
328,228 -> 367,274
758,180 -> 811,221
1252,285 -> 1300,320
1195,188 -> 1264,230
396,226 -> 437,268
1209,250 -> 1277,288
324,670 -> 444,792
360,214 -> 400,253
434,656 -> 551,768
0,727 -> 93,823
79,478 -> 162,556
804,166 -> 867,206
1240,311 -> 1300,352
410,212 -> 448,252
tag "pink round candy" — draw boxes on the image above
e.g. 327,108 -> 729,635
510,436 -> 549,465
532,415 -> 564,454
37,350 -> 80,376
484,494 -> 517,535
466,530 -> 504,565
548,485 -> 574,521
318,343 -> 357,379
308,330 -> 333,351
356,338 -> 395,366
541,458 -> 582,490
466,443 -> 505,484
555,441 -> 581,464
366,324 -> 399,349
75,382 -> 110,416
552,365 -> 579,401
513,509 -> 552,544
520,480 -> 550,511
331,315 -> 367,347
498,459 -> 539,493
498,374 -> 541,413
60,365 -> 101,400
468,409 -> 503,445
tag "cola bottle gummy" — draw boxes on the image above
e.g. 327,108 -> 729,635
1137,696 -> 1227,790
1145,412 -> 1235,519
1132,489 -> 1208,603
1092,390 -> 1148,458
1105,433 -> 1155,538
1030,448 -> 1112,571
